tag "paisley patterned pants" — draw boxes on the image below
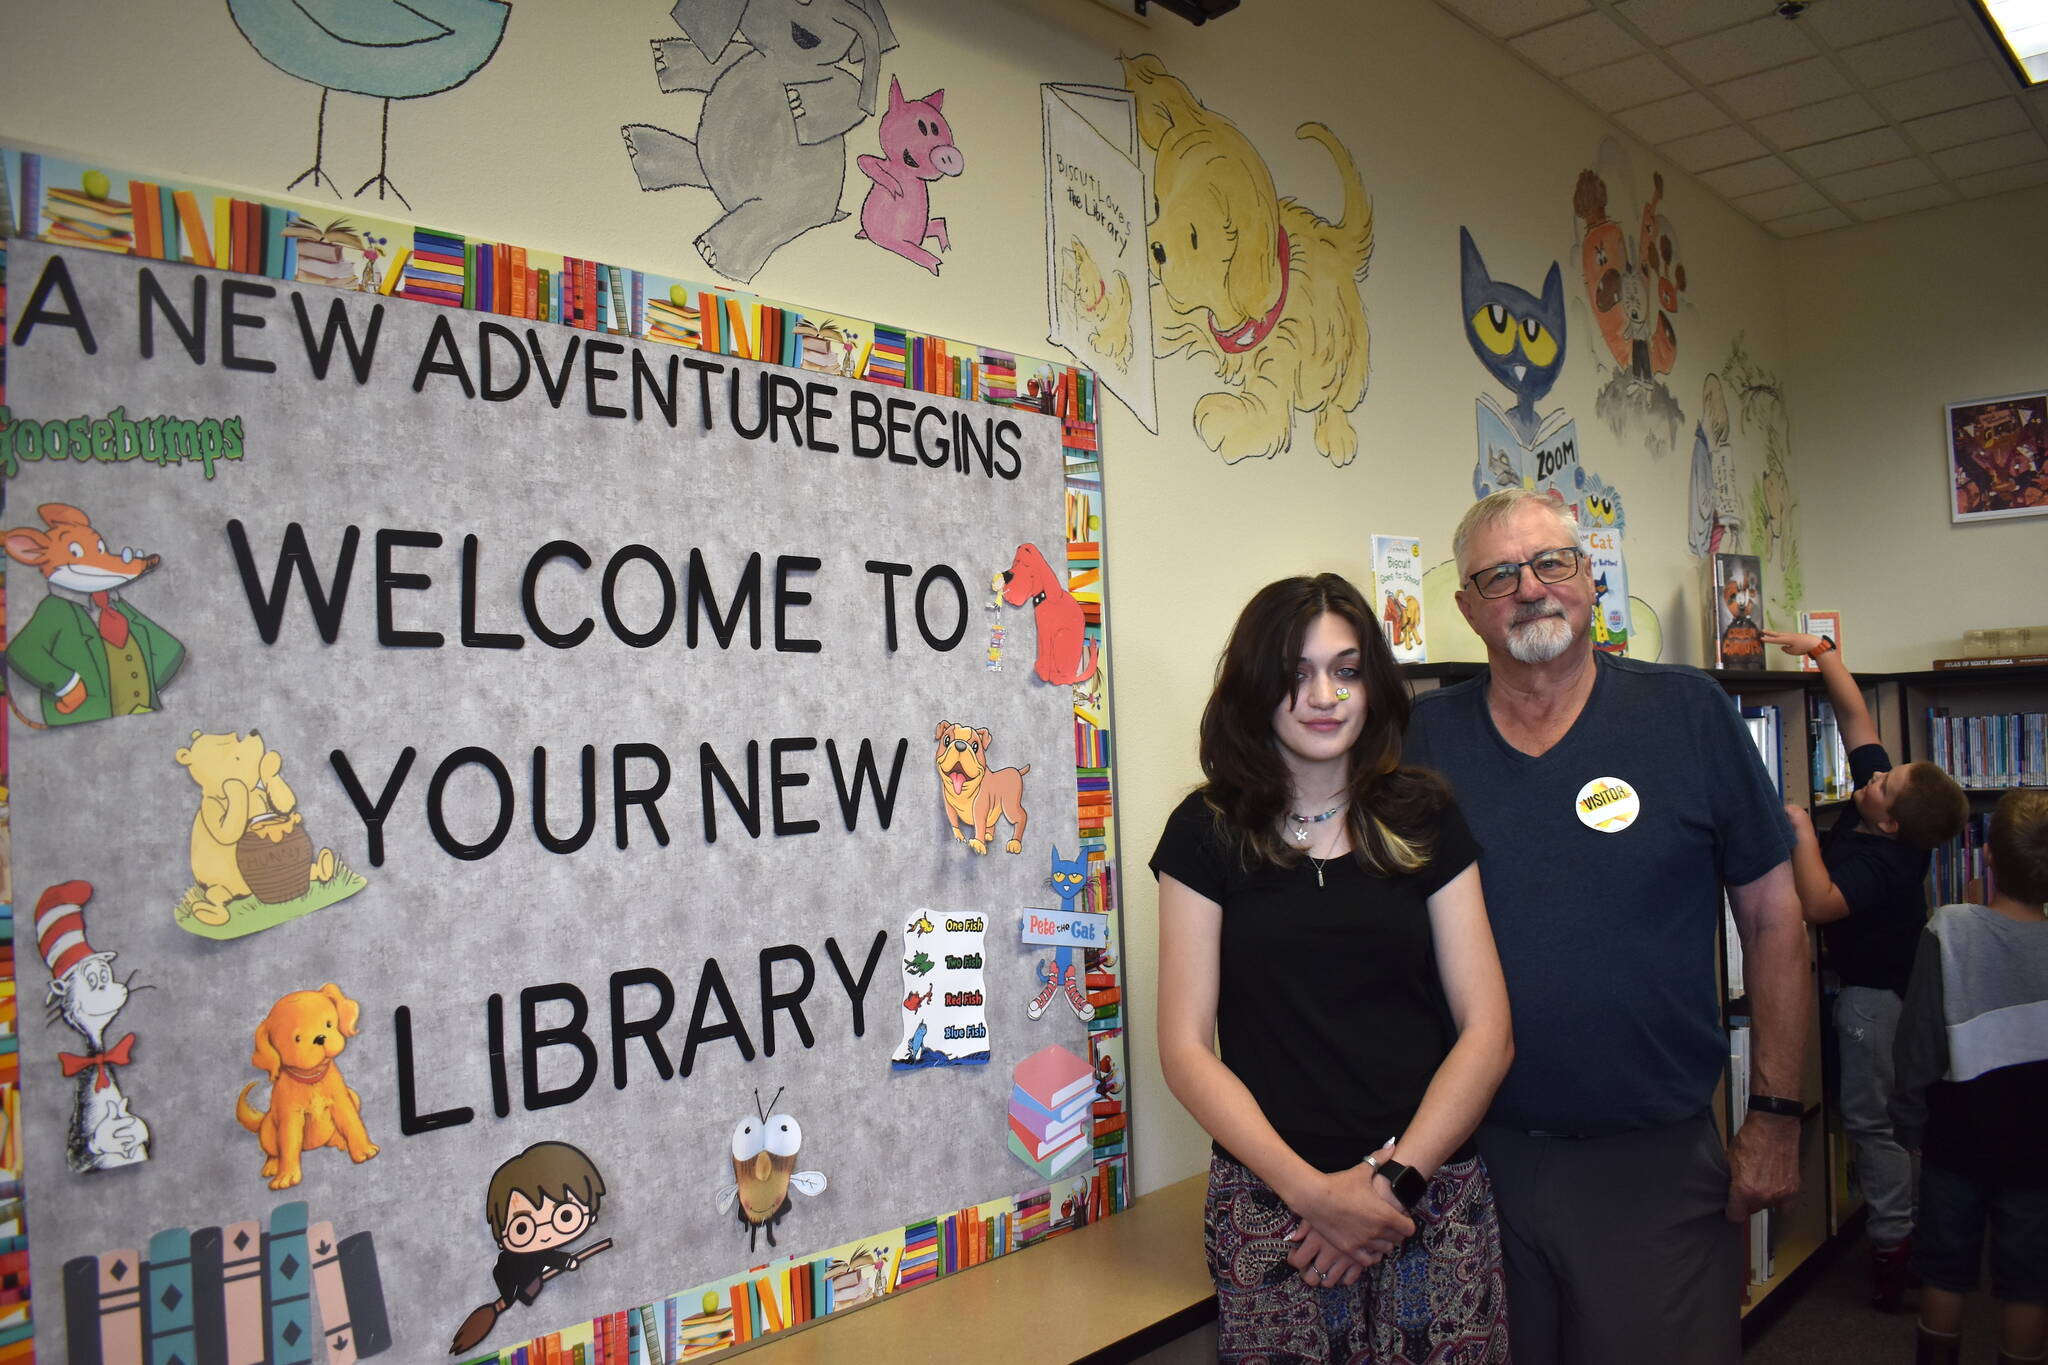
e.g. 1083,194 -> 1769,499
1205,1149 -> 1509,1364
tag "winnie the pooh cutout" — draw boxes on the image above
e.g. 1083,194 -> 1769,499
173,729 -> 366,939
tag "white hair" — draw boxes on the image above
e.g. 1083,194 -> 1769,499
1453,489 -> 1588,575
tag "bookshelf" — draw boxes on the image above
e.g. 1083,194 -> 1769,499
1893,664 -> 2048,904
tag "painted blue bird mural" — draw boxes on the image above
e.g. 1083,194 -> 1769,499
226,0 -> 512,209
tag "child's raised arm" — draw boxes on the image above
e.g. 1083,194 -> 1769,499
1761,630 -> 1879,753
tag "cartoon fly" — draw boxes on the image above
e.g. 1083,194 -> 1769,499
716,1088 -> 826,1250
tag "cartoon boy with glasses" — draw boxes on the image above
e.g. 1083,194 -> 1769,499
486,1141 -> 607,1309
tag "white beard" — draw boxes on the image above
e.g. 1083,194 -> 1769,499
1505,608 -> 1577,663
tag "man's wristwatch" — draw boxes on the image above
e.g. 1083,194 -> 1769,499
1747,1093 -> 1803,1118
1374,1159 -> 1428,1211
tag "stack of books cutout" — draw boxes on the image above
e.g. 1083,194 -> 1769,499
1007,1045 -> 1094,1180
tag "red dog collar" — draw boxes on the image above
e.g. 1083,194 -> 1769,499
282,1059 -> 332,1085
1209,227 -> 1291,354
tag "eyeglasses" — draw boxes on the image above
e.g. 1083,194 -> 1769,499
1465,547 -> 1584,599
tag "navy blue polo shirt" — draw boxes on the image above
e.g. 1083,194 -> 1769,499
1405,653 -> 1793,1134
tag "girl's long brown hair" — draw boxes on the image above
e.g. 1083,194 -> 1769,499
1198,574 -> 1448,875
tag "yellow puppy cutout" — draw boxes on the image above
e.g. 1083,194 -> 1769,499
237,982 -> 378,1189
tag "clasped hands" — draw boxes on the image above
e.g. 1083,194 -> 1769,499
1283,1146 -> 1416,1288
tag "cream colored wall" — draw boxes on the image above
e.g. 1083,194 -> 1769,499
1,0 -> 1798,1194
1780,184 -> 2048,673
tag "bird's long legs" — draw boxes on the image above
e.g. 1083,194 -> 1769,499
353,99 -> 412,210
287,88 -> 342,197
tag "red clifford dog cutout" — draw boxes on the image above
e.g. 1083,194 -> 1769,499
999,543 -> 1099,686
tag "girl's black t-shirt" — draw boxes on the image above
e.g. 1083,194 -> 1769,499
1149,787 -> 1481,1172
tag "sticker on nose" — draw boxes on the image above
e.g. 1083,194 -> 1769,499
1574,777 -> 1640,833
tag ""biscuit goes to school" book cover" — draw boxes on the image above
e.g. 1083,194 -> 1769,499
1370,535 -> 1425,663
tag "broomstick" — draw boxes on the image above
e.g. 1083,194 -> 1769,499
448,1238 -> 613,1355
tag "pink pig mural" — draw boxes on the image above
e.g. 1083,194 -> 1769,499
855,78 -> 964,274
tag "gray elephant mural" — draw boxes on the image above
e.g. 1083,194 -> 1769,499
623,0 -> 898,284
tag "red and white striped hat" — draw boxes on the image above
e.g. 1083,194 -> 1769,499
35,880 -> 105,980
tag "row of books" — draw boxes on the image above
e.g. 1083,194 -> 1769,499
1929,812 -> 1997,907
1065,488 -> 1099,544
1926,708 -> 2047,789
62,1202 -> 388,1365
1809,700 -> 1853,803
1084,952 -> 1122,1030
1075,721 -> 1111,769
0,883 -> 21,1360
877,332 -> 1014,402
1092,1095 -> 1128,1163
466,1157 -> 1129,1365
1077,770 -> 1112,832
4,154 -> 1117,431
1740,704 -> 1785,796
466,1311 -> 629,1365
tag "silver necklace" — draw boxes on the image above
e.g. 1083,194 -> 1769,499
1307,851 -> 1335,888
1286,803 -> 1344,848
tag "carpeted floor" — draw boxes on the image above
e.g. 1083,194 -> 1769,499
1744,1237 -> 2004,1363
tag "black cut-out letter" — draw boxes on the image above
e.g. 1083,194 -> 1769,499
520,983 -> 597,1111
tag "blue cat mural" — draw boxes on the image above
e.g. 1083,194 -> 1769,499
1461,225 -> 1565,447
1462,226 -> 1623,534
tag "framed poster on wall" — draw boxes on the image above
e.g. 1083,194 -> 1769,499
1947,390 -> 2048,523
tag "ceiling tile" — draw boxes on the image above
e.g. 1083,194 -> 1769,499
1731,181 -> 1830,219
1933,129 -> 2048,177
1839,19 -> 1986,86
1698,154 -> 1804,196
1765,206 -> 1854,236
1438,0 -> 1592,39
1903,98 -> 2032,151
1787,126 -> 1914,174
1668,15 -> 1820,83
1662,123 -> 1770,171
1565,52 -> 1692,110
1508,11 -> 1645,76
1873,61 -> 2015,119
1846,183 -> 1959,220
1801,0 -> 1957,49
1818,157 -> 1939,200
1714,57 -> 1852,118
1752,94 -> 1887,148
1610,0 -> 1787,46
1954,159 -> 2048,195
1617,90 -> 1729,143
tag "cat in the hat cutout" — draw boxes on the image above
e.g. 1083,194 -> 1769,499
36,881 -> 152,1172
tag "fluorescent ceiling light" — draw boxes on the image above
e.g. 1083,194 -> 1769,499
1975,0 -> 2048,85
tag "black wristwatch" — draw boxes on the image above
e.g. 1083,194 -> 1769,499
1747,1093 -> 1803,1118
1375,1159 -> 1428,1211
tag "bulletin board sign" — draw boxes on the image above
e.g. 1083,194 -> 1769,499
0,150 -> 1128,1364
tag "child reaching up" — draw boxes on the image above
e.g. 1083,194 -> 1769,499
1763,628 -> 1967,1310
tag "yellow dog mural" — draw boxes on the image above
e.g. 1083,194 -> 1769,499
1122,54 -> 1375,466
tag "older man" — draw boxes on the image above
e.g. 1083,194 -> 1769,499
1404,489 -> 1807,1365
